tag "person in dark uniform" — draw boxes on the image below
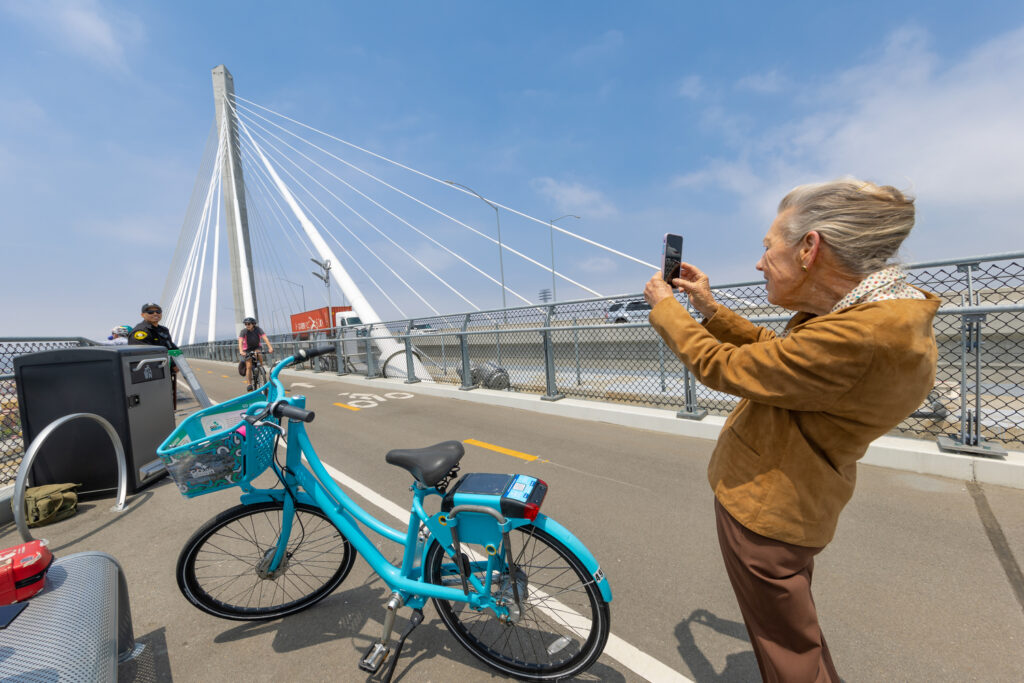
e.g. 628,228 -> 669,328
128,303 -> 180,408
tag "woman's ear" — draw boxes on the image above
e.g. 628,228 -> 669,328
801,230 -> 822,267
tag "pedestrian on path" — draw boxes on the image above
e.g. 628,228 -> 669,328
644,178 -> 940,682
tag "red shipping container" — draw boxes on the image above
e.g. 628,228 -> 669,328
289,306 -> 353,337
0,540 -> 53,605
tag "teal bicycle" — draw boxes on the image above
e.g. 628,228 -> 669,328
158,345 -> 612,681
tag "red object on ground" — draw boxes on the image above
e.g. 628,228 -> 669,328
0,540 -> 54,605
289,306 -> 352,338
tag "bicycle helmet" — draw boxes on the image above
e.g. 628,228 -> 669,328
111,325 -> 132,337
243,317 -> 257,324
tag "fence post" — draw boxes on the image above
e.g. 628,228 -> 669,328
459,314 -> 476,391
573,314 -> 582,386
335,334 -> 347,376
937,308 -> 1006,457
676,367 -> 708,420
541,304 -> 563,401
363,328 -> 380,379
404,332 -> 420,385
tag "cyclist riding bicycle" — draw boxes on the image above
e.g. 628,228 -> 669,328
238,317 -> 274,390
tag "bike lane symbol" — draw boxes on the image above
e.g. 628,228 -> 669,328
336,391 -> 414,409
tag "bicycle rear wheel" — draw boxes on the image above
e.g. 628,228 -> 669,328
177,501 -> 354,620
425,524 -> 610,681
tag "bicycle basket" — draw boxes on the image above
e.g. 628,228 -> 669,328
157,392 -> 280,498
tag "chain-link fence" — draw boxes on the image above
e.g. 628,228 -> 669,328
0,338 -> 96,485
181,252 -> 1024,455
3,254 -> 1021,487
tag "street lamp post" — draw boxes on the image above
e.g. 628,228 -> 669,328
279,278 -> 306,310
547,214 -> 579,303
311,258 -> 332,328
445,180 -> 506,315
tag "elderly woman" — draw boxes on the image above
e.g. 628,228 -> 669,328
644,179 -> 939,682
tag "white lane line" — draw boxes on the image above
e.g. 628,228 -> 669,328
315,460 -> 693,683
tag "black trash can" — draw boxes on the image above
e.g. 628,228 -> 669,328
14,346 -> 172,497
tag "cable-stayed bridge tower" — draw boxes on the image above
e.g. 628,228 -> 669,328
212,65 -> 258,329
165,66 -> 655,378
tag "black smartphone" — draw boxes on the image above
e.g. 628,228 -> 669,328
662,233 -> 683,283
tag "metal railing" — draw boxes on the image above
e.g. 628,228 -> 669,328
178,251 -> 1024,456
2,252 -> 1021,487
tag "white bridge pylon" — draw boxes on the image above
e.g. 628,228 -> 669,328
237,114 -> 430,380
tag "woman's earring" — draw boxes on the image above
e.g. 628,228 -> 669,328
801,264 -> 808,272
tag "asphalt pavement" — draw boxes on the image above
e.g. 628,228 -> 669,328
1,358 -> 1022,682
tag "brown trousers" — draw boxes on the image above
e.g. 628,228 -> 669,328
715,499 -> 840,683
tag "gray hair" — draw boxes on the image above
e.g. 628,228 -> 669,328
777,178 -> 915,276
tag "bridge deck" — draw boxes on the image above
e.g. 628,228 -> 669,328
2,357 -> 1022,681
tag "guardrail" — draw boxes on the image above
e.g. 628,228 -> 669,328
2,252 -> 1021,486
178,251 -> 1024,457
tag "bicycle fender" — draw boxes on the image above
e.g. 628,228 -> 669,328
532,514 -> 612,603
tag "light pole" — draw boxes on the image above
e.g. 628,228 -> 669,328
547,214 -> 579,303
279,277 -> 306,311
311,257 -> 332,328
445,180 -> 506,314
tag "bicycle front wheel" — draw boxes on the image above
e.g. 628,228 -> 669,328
177,501 -> 355,620
426,524 -> 610,681
251,360 -> 267,388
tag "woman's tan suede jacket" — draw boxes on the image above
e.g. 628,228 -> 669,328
650,292 -> 940,547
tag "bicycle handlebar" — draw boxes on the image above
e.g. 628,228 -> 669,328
293,343 -> 335,363
273,401 -> 315,423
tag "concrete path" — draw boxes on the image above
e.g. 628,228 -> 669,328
2,358 -> 1022,682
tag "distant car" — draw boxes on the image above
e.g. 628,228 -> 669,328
605,299 -> 651,324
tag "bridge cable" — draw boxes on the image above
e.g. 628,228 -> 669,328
236,133 -> 410,318
233,94 -> 656,271
238,133 -> 410,318
232,100 -> 602,299
162,120 -> 219,309
234,109 -> 508,307
241,120 -> 474,312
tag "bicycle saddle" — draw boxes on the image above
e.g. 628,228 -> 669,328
385,441 -> 465,487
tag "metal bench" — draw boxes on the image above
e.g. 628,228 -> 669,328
2,412 -> 141,682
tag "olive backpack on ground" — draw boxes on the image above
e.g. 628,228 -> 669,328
21,483 -> 81,528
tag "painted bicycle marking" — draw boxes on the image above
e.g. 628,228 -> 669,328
335,391 -> 414,409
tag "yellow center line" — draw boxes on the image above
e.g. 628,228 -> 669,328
333,402 -> 361,411
220,375 -> 229,378
463,438 -> 538,462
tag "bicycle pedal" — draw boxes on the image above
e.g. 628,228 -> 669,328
358,641 -> 390,674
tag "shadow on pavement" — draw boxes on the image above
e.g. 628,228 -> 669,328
676,608 -> 759,682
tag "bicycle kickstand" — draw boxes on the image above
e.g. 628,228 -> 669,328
359,593 -> 423,680
380,608 -> 423,683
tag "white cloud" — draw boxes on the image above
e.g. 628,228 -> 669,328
2,0 -> 144,72
571,30 -> 624,64
735,69 -> 788,94
532,177 -> 618,219
675,24 -> 1024,253
677,74 -> 703,99
577,256 -> 617,274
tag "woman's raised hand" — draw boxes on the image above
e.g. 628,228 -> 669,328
673,262 -> 719,319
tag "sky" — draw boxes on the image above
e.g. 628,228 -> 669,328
2,1 -> 1023,341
